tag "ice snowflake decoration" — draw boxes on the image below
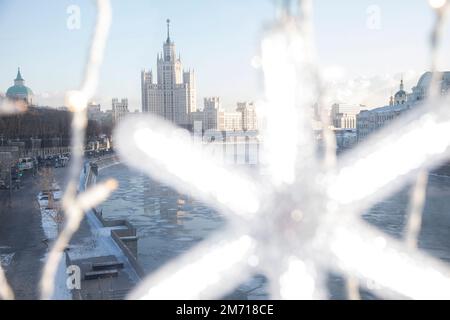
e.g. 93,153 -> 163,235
116,0 -> 450,300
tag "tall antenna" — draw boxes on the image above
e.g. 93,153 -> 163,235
166,18 -> 171,42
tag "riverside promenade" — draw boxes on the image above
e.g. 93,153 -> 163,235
60,155 -> 142,300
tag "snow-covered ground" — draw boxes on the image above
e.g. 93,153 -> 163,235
40,208 -> 59,241
43,255 -> 72,300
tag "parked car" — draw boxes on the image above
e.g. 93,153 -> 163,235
52,183 -> 63,200
37,191 -> 62,207
18,157 -> 34,171
37,194 -> 49,207
38,183 -> 63,202
50,188 -> 63,201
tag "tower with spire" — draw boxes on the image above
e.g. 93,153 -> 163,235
15,68 -> 25,86
163,19 -> 176,62
6,67 -> 33,104
394,76 -> 407,105
141,19 -> 196,127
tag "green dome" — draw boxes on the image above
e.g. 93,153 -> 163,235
6,68 -> 33,101
6,85 -> 33,98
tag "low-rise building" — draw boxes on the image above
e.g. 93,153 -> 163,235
190,98 -> 257,132
331,103 -> 360,129
220,111 -> 242,131
87,102 -> 102,121
237,102 -> 257,131
203,97 -> 221,131
356,71 -> 450,141
357,104 -> 409,141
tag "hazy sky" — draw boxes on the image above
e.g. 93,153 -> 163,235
0,0 -> 448,111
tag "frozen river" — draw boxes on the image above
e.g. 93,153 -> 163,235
98,164 -> 450,299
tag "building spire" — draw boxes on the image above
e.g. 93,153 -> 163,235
400,75 -> 404,91
166,18 -> 171,43
15,67 -> 24,81
14,67 -> 25,86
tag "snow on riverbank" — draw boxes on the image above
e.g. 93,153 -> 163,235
49,257 -> 72,300
39,208 -> 71,299
40,208 -> 59,241
37,180 -> 71,299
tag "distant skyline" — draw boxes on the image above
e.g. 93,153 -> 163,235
0,0 -> 449,111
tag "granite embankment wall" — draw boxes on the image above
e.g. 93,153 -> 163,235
84,156 -> 146,278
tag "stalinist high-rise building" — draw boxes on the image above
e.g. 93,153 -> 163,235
141,19 -> 196,128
